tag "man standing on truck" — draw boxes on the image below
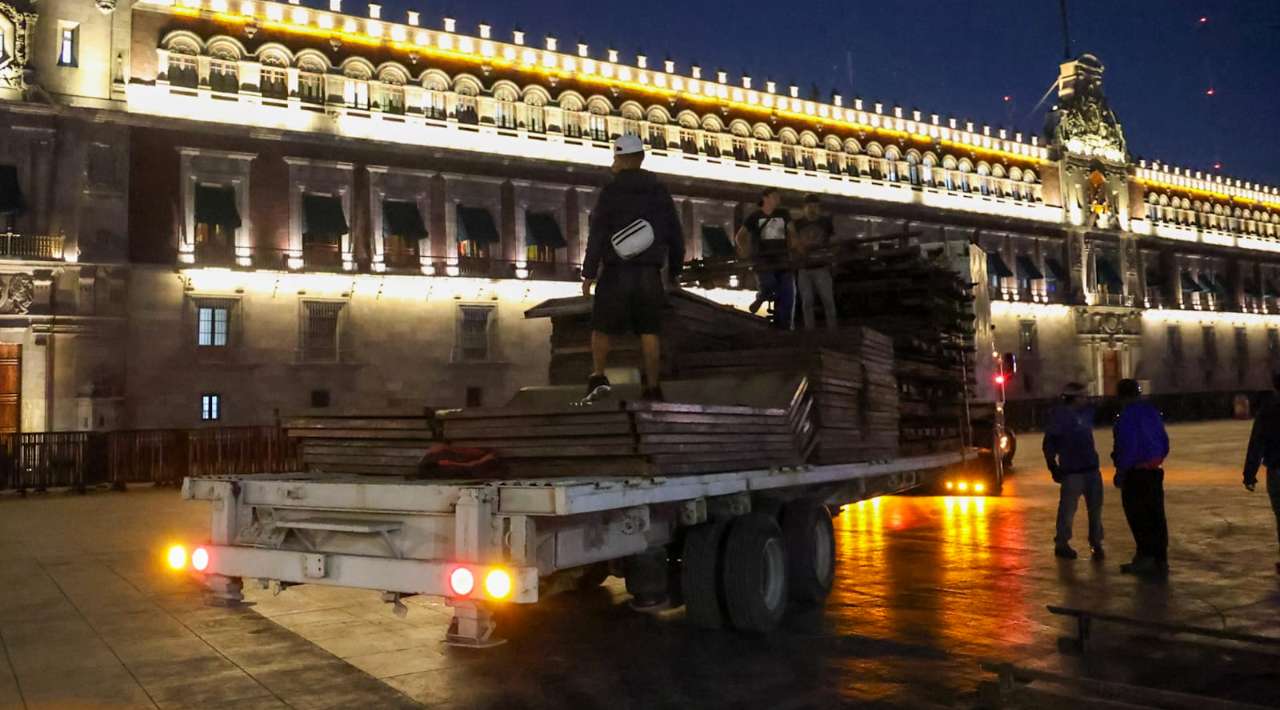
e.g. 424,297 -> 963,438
1111,379 -> 1171,576
735,187 -> 796,329
581,134 -> 685,402
791,194 -> 839,331
1242,372 -> 1280,575
1043,382 -> 1105,561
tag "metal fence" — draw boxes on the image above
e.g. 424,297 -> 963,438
0,426 -> 300,492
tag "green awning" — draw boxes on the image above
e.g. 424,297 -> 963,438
458,205 -> 500,244
701,225 -> 735,258
302,194 -> 348,239
1096,257 -> 1123,290
1015,255 -> 1043,280
0,165 -> 26,216
987,251 -> 1013,278
525,212 -> 566,248
383,200 -> 427,239
194,185 -> 241,230
1180,271 -> 1202,293
1044,257 -> 1068,281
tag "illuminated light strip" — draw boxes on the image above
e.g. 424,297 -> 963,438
1135,178 -> 1280,211
159,5 -> 1048,166
126,84 -> 1062,225
1141,308 -> 1280,326
1130,218 -> 1280,254
988,301 -> 1073,318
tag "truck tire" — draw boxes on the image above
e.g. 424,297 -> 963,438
781,501 -> 835,606
722,513 -> 788,634
681,520 -> 729,629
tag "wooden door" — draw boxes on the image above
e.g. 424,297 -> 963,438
1101,349 -> 1120,396
0,343 -> 18,434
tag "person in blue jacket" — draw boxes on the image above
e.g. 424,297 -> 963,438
1111,379 -> 1171,576
1042,382 -> 1105,560
1242,372 -> 1280,575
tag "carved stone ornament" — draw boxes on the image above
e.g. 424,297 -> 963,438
0,1 -> 39,91
95,0 -> 117,14
0,273 -> 35,314
1073,306 -> 1141,339
1047,55 -> 1128,164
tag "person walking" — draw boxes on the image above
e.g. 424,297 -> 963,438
1242,372 -> 1280,575
1111,379 -> 1171,576
791,194 -> 839,331
1042,382 -> 1105,560
735,187 -> 796,329
581,134 -> 685,402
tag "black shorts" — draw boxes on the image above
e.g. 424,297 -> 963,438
591,266 -> 666,335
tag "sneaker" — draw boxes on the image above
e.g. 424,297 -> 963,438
1091,545 -> 1106,560
1054,545 -> 1078,560
748,297 -> 765,314
641,386 -> 665,402
585,374 -> 611,399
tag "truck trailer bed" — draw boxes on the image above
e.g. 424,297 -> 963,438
180,450 -> 970,644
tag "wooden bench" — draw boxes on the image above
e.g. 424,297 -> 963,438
283,416 -> 439,477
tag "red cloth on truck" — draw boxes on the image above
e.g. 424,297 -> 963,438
415,444 -> 505,478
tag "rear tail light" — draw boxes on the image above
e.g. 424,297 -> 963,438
166,545 -> 187,571
449,567 -> 476,596
448,565 -> 514,600
191,547 -> 210,572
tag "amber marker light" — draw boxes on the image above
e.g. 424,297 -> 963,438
484,569 -> 513,600
166,545 -> 187,571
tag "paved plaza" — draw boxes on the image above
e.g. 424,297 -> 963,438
1,419 -> 1278,708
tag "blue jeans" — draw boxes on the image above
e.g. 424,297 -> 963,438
1056,470 -> 1104,547
756,270 -> 794,330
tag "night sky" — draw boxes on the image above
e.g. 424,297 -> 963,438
367,0 -> 1280,187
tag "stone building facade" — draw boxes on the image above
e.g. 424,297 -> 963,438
0,0 -> 1278,431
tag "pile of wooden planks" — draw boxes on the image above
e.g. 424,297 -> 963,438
674,330 -> 899,463
283,416 -> 438,476
440,374 -> 815,476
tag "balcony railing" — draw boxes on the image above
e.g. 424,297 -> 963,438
0,233 -> 65,260
207,247 -> 584,282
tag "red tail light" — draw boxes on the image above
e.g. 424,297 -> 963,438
449,567 -> 475,596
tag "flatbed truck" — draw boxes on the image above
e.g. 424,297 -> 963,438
178,449 -> 972,645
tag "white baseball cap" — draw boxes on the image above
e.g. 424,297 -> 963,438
613,134 -> 644,156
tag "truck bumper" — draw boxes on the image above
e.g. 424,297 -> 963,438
198,545 -> 540,603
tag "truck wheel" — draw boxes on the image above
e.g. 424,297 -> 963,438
722,513 -> 788,634
781,501 -> 835,606
681,520 -> 729,629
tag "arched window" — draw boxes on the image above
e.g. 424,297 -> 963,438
377,68 -> 407,114
297,58 -> 326,105
586,98 -> 611,142
166,39 -> 200,89
521,88 -> 548,133
258,50 -> 290,100
906,151 -> 921,185
884,146 -> 902,182
342,63 -> 372,110
422,72 -> 449,119
453,78 -> 481,124
492,84 -> 518,129
207,42 -> 240,94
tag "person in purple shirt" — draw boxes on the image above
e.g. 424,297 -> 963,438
1111,378 -> 1171,576
1043,382 -> 1105,561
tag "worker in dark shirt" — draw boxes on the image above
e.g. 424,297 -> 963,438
1242,372 -> 1280,575
581,134 -> 685,402
1042,382 -> 1105,560
735,187 -> 796,329
1111,379 -> 1171,576
791,194 -> 838,331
